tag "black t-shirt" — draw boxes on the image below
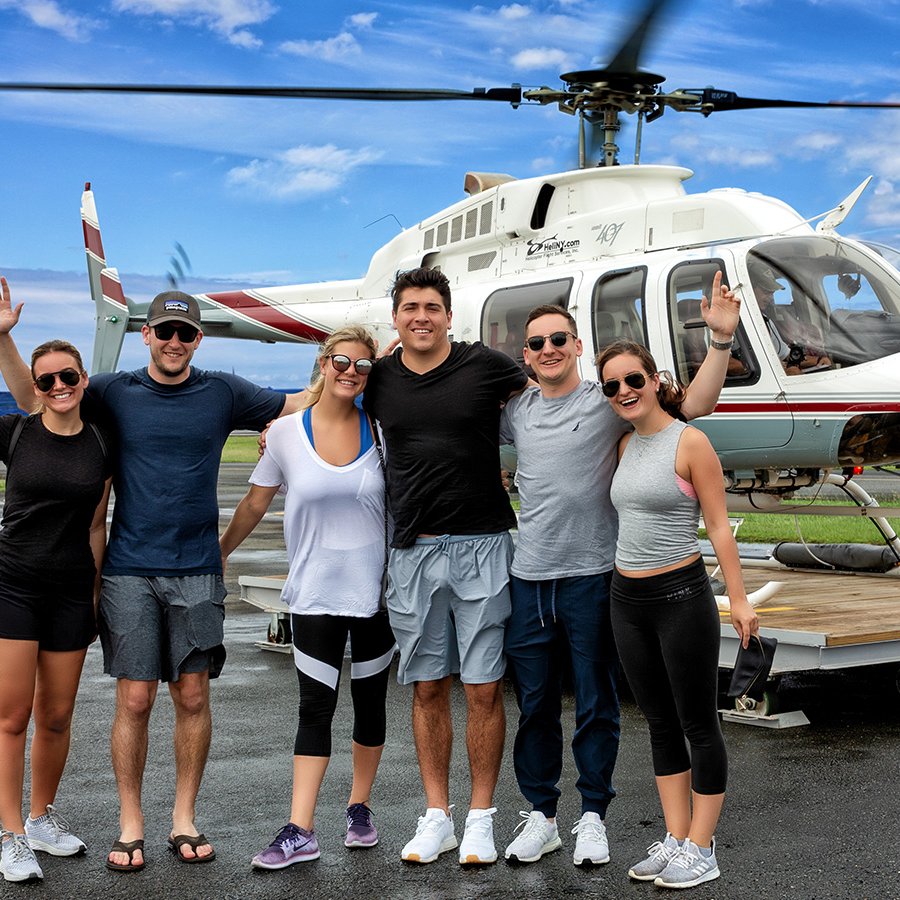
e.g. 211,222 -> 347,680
365,342 -> 527,548
0,414 -> 113,578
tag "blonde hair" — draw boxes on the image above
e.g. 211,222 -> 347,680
31,339 -> 85,378
302,325 -> 377,410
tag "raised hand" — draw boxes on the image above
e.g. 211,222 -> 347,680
700,270 -> 741,341
0,276 -> 25,334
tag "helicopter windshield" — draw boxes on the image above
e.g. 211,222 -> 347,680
748,237 -> 900,370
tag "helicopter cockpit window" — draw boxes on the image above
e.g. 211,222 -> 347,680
667,260 -> 757,386
481,277 -> 574,369
591,267 -> 648,355
749,237 -> 900,369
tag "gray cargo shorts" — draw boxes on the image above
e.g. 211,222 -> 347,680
99,574 -> 227,682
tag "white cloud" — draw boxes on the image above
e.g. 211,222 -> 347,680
280,31 -> 361,61
499,4 -> 530,20
347,11 -> 377,28
0,0 -> 96,40
111,0 -> 276,47
225,144 -> 382,200
794,131 -> 842,153
865,180 -> 900,227
511,46 -> 573,71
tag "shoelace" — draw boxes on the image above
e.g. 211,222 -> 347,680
670,846 -> 700,871
41,804 -> 73,836
465,808 -> 496,840
644,838 -> 677,862
416,805 -> 454,836
347,804 -> 372,829
2,833 -> 36,865
513,810 -> 544,837
273,825 -> 308,855
571,817 -> 605,840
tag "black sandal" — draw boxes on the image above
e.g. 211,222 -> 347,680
168,833 -> 216,864
106,839 -> 145,872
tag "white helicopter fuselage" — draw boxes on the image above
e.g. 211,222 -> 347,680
84,164 -> 900,494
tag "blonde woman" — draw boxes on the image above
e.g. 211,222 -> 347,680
220,326 -> 394,869
0,334 -> 112,883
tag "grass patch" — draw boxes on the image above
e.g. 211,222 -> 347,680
222,434 -> 261,464
705,500 -> 899,545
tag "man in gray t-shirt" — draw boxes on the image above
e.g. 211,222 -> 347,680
499,282 -> 739,866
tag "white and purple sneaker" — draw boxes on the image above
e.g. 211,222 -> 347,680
251,823 -> 320,870
345,803 -> 378,848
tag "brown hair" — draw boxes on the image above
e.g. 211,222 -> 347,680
595,340 -> 687,421
303,325 -> 377,410
391,267 -> 451,313
30,339 -> 86,378
525,304 -> 577,336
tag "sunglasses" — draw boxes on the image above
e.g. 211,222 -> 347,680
153,322 -> 199,343
327,354 -> 374,375
525,331 -> 575,352
34,368 -> 82,393
601,371 -> 647,397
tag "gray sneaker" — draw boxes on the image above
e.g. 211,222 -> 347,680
0,832 -> 43,883
628,832 -> 681,880
251,823 -> 320,869
25,804 -> 86,856
654,837 -> 720,889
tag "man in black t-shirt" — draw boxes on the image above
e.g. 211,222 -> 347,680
364,268 -> 527,866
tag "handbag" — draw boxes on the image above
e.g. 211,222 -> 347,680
727,634 -> 777,703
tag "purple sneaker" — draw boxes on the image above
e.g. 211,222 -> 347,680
345,803 -> 378,848
251,823 -> 320,870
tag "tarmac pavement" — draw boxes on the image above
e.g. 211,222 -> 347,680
8,464 -> 900,899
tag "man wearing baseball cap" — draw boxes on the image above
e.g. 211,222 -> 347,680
0,284 -> 306,873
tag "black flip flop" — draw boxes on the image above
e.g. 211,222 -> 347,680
106,839 -> 145,872
168,833 -> 216,864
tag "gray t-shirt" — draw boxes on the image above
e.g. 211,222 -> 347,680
500,380 -> 629,580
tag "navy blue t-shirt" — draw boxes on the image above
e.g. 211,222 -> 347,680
87,367 -> 285,576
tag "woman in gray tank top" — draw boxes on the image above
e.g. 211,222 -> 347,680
596,340 -> 758,891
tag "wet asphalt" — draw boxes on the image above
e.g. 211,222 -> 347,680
7,464 -> 900,899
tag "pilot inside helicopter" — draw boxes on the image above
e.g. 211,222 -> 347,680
746,260 -> 832,375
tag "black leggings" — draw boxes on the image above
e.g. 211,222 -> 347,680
611,558 -> 727,795
291,611 -> 395,757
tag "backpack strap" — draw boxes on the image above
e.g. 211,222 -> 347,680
5,414 -> 108,469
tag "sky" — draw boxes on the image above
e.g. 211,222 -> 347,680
1,0 -> 900,385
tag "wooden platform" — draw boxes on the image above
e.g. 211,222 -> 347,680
717,565 -> 900,673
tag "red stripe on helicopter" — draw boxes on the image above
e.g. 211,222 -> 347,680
206,291 -> 330,341
100,271 -> 127,307
715,401 -> 900,414
82,218 -> 105,262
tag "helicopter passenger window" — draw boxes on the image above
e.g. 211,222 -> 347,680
667,260 -> 758,386
481,277 -> 574,369
749,237 -> 900,369
591,267 -> 648,355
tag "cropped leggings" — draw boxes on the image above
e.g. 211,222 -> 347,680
610,558 -> 727,795
291,611 -> 396,757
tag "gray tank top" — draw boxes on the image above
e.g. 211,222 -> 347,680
609,419 -> 701,571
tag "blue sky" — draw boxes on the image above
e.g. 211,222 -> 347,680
1,0 -> 900,384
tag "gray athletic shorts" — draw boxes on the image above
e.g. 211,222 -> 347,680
387,532 -> 513,686
99,574 -> 227,683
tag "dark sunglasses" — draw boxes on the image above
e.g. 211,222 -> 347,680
601,372 -> 647,397
525,330 -> 575,352
34,368 -> 82,393
327,354 -> 374,375
153,322 -> 199,343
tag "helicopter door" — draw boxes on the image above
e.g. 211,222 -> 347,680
663,257 -> 794,452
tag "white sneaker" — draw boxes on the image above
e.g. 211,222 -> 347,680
459,807 -> 497,865
401,807 -> 457,864
655,837 -> 720,889
0,832 -> 43,883
628,832 -> 682,881
504,810 -> 562,864
25,804 -> 86,856
571,811 -> 609,866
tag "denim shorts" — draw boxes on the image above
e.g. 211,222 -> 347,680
98,574 -> 227,682
386,533 -> 513,685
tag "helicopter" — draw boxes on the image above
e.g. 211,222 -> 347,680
4,0 -> 900,555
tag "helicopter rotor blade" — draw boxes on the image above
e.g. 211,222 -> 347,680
697,88 -> 900,114
605,0 -> 675,73
0,82 -> 523,105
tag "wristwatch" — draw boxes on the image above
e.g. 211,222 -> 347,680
710,336 -> 734,351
